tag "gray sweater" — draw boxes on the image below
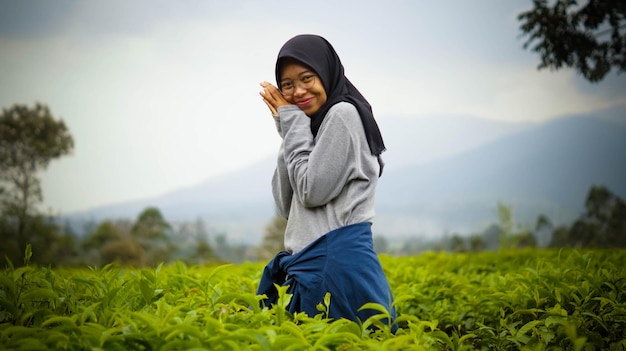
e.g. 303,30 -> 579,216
272,102 -> 379,254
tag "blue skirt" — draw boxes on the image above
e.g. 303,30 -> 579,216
257,222 -> 396,326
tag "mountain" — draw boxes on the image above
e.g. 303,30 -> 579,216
375,114 -> 626,237
66,111 -> 626,244
65,157 -> 277,242
376,114 -> 530,169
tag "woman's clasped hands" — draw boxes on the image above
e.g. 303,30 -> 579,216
260,81 -> 289,117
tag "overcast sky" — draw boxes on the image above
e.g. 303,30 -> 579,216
1,0 -> 625,215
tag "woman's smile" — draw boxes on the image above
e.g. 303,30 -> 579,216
279,61 -> 327,116
295,97 -> 314,107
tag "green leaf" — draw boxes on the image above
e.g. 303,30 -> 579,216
517,320 -> 542,338
164,323 -> 205,341
0,275 -> 16,298
275,284 -> 292,311
2,325 -> 38,340
459,332 -> 477,344
314,331 -> 360,347
79,303 -> 100,325
358,302 -> 391,316
217,293 -> 263,313
545,315 -> 566,327
24,243 -> 32,266
141,270 -> 156,285
14,337 -> 48,350
431,330 -> 454,350
546,303 -> 568,316
0,296 -> 19,318
41,315 -> 78,329
20,288 -> 59,304
323,292 -> 331,308
139,278 -> 154,306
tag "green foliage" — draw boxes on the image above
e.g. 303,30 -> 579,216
0,214 -> 76,266
82,221 -> 122,250
78,208 -> 183,267
257,214 -> 287,260
386,249 -> 626,350
468,235 -> 486,253
132,207 -> 171,240
495,203 -> 537,251
497,202 -> 514,249
0,103 -> 74,178
81,220 -> 138,266
550,185 -> 626,248
518,0 -> 626,82
1,249 -> 624,350
449,235 -> 467,253
0,103 -> 74,267
131,207 -> 175,266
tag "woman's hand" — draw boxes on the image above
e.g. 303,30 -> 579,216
260,81 -> 290,117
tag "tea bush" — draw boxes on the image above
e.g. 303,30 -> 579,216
1,248 -> 624,350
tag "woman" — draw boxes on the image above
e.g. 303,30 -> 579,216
257,34 -> 395,327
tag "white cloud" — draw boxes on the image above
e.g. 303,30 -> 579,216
351,59 -> 625,122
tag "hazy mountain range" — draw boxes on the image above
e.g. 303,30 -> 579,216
65,107 -> 626,244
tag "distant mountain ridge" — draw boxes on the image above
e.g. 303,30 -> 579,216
375,114 -> 626,237
66,110 -> 626,243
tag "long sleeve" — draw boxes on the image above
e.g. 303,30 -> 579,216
273,102 -> 379,254
272,141 -> 293,219
279,104 -> 360,208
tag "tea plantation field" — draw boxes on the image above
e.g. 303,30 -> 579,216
1,249 -> 624,350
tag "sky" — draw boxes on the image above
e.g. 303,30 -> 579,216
1,0 -> 625,215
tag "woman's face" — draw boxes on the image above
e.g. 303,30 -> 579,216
279,61 -> 327,116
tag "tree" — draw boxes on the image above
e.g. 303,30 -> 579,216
0,213 -> 68,266
534,214 -> 554,247
481,223 -> 503,251
188,218 -> 216,264
449,234 -> 467,253
549,225 -> 572,248
518,0 -> 626,82
257,214 -> 287,261
190,238 -> 216,264
548,186 -> 626,248
469,235 -> 487,253
132,207 -> 171,240
510,232 -> 538,249
494,203 -> 538,249
131,207 -> 174,266
0,103 -> 74,255
101,239 -> 143,266
373,235 -> 390,254
497,203 -> 513,249
81,220 -> 124,265
579,185 -> 626,247
82,220 -> 123,251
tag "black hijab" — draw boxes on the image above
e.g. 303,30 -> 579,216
275,34 -> 386,158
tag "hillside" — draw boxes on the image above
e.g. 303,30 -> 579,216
66,112 -> 626,243
375,114 -> 626,237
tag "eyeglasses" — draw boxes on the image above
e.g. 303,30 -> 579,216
279,72 -> 317,96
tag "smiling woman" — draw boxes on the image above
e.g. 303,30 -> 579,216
257,34 -> 394,327
276,59 -> 327,116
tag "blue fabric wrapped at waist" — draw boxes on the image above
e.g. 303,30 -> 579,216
257,222 -> 396,325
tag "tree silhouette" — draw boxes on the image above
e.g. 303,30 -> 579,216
469,235 -> 487,253
0,103 -> 74,256
257,214 -> 286,260
549,186 -> 625,248
518,0 -> 626,82
580,185 -> 626,246
131,207 -> 174,266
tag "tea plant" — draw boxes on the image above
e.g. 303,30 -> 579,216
1,247 -> 624,350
